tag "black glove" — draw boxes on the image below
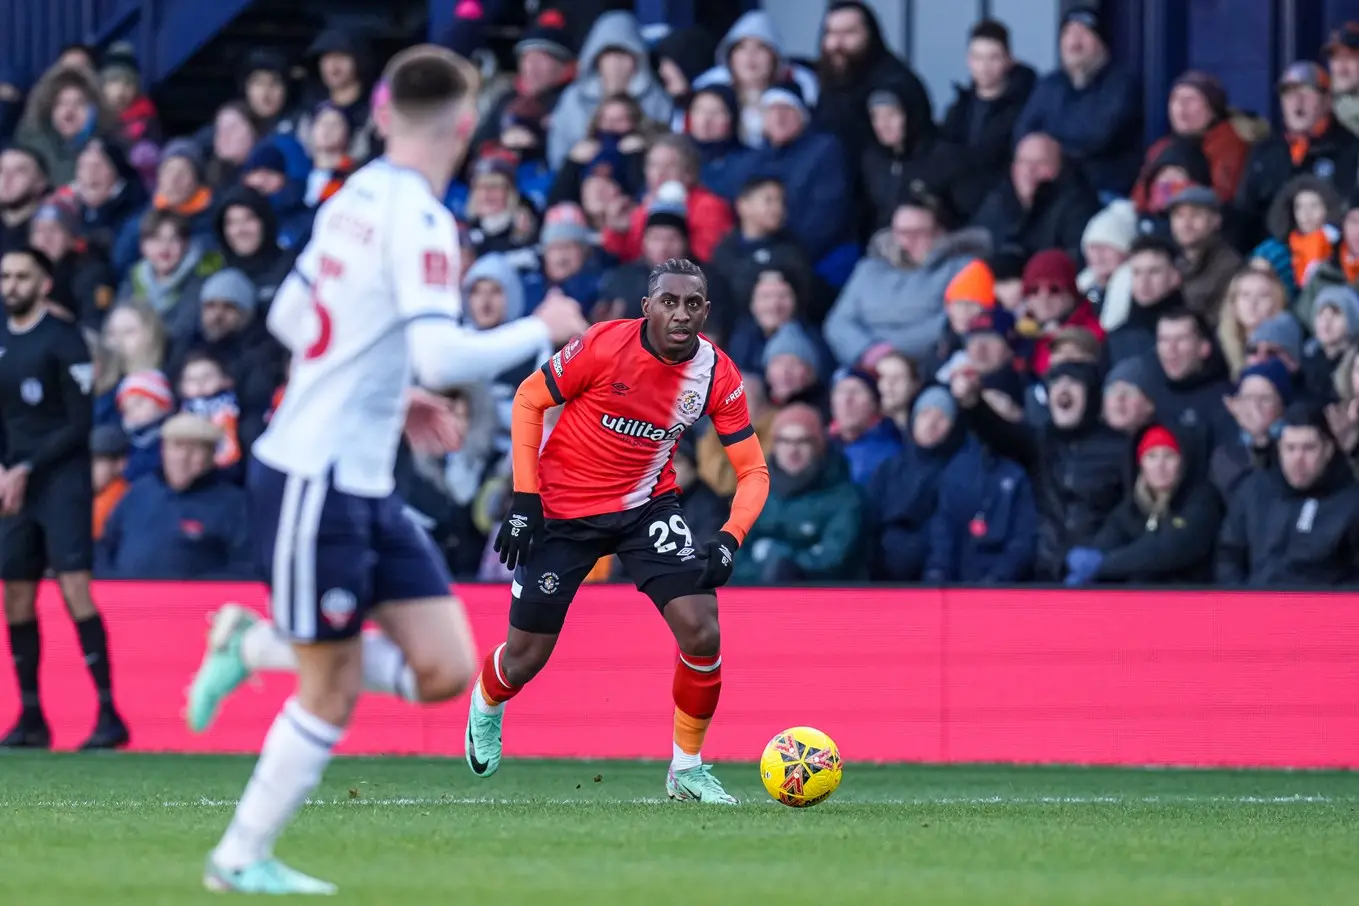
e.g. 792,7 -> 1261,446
494,492 -> 543,571
697,531 -> 739,589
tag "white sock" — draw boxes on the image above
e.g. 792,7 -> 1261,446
470,682 -> 504,715
212,698 -> 343,869
671,742 -> 702,772
241,622 -> 417,702
359,632 -> 419,702
241,621 -> 296,671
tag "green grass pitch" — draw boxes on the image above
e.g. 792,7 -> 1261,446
2,753 -> 1357,904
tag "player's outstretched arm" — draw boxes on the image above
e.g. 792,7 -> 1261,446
492,369 -> 559,570
698,435 -> 770,589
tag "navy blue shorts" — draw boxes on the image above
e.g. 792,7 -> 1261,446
248,457 -> 453,642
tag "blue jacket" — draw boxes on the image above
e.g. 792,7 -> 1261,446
925,438 -> 1037,583
834,418 -> 903,487
1013,60 -> 1143,196
741,129 -> 854,261
96,470 -> 253,579
865,434 -> 959,581
520,260 -> 608,312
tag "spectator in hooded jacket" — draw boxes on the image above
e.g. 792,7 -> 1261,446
923,395 -> 1037,584
1217,403 -> 1359,586
28,197 -> 115,328
973,132 -> 1101,265
860,85 -> 947,234
1237,62 -> 1359,247
0,145 -> 49,257
1102,354 -> 1159,437
1210,358 -> 1290,500
547,11 -> 673,171
15,65 -> 116,186
469,10 -> 577,163
829,368 -> 903,486
1067,424 -> 1222,585
600,133 -> 732,264
1016,249 -> 1105,377
238,48 -> 297,139
1014,8 -> 1142,197
867,386 -> 965,580
813,2 -> 932,163
951,359 -> 1126,581
1170,185 -> 1242,320
299,28 -> 373,161
238,141 -> 313,250
547,93 -> 652,211
732,403 -> 864,583
708,176 -> 827,321
935,20 -> 1037,222
96,413 -> 252,579
214,185 -> 294,311
742,84 -> 853,263
652,26 -> 720,132
692,10 -> 820,148
825,192 -> 989,368
1132,71 -> 1253,211
1302,285 -> 1359,401
684,85 -> 754,202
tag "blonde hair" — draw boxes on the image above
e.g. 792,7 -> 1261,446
1216,268 -> 1286,378
102,298 -> 167,375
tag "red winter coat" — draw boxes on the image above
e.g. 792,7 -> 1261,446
601,185 -> 734,264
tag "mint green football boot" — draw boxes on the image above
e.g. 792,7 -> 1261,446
666,764 -> 739,804
203,856 -> 337,895
464,693 -> 504,778
186,604 -> 258,734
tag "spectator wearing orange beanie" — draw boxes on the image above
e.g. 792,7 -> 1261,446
922,258 -> 997,383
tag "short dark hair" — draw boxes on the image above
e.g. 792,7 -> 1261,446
646,257 -> 708,299
181,349 -> 229,375
969,19 -> 1011,50
2,245 -> 54,277
0,143 -> 49,180
1129,235 -> 1178,262
1156,305 -> 1211,341
896,183 -> 951,229
139,208 -> 190,242
385,46 -> 475,119
738,174 -> 783,198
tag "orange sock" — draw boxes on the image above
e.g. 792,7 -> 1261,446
672,651 -> 721,756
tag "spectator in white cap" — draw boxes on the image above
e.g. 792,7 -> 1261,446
96,413 -> 252,580
523,202 -> 603,312
740,82 -> 853,263
1078,198 -> 1136,322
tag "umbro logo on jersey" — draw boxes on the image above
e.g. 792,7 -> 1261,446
610,382 -> 630,395
599,414 -> 685,443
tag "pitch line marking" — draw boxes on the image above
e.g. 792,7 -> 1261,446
5,793 -> 1347,810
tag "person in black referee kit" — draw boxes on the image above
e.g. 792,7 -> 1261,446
0,246 -> 127,749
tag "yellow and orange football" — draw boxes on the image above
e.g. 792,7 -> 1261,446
760,727 -> 842,807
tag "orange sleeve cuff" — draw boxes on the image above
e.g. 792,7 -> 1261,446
719,435 -> 769,545
511,370 -> 558,494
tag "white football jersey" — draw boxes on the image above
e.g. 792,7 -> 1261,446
253,159 -> 464,497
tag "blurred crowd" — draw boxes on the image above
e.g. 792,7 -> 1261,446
2,1 -> 1359,586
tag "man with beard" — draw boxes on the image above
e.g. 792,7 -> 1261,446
813,2 -> 932,163
0,247 -> 127,749
951,358 -> 1126,581
0,146 -> 48,256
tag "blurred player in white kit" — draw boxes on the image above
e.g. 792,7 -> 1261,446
188,45 -> 586,894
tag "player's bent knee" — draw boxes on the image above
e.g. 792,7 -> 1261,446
409,649 -> 475,703
666,595 -> 721,656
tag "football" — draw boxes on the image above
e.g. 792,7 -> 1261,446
760,727 -> 842,807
